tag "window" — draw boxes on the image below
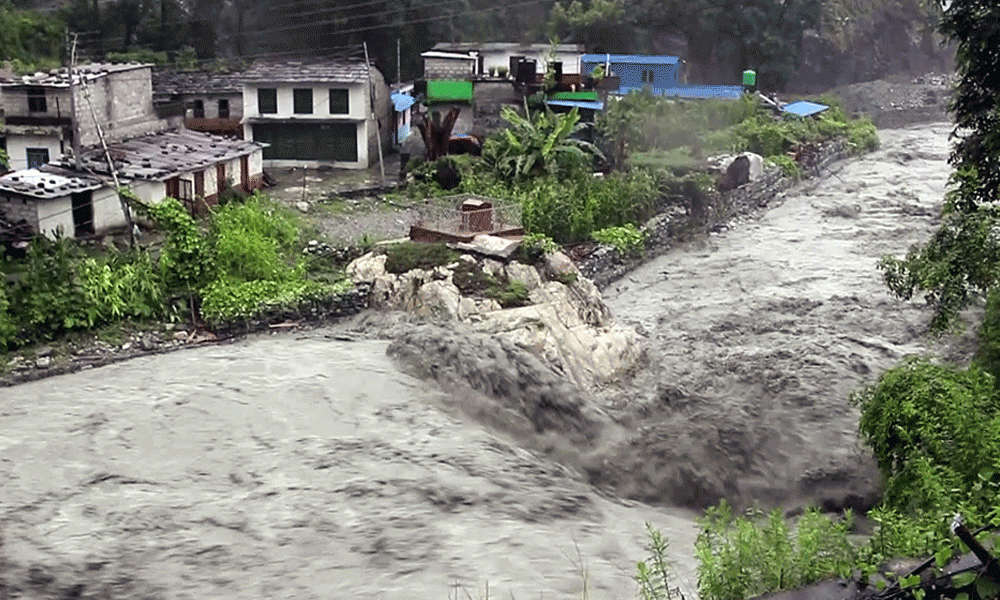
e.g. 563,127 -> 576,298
641,69 -> 655,84
192,99 -> 205,118
329,89 -> 349,114
218,99 -> 230,119
27,87 -> 46,113
26,148 -> 49,169
293,88 -> 313,114
258,88 -> 277,114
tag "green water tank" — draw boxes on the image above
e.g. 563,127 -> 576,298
743,69 -> 757,86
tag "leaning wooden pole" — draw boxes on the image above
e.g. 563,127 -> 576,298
80,74 -> 134,248
363,42 -> 386,183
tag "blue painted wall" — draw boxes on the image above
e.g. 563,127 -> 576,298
581,55 -> 679,90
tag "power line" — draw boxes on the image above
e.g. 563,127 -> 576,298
219,0 -> 547,42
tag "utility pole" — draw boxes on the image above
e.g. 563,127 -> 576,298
66,30 -> 81,169
396,38 -> 401,90
80,76 -> 135,248
363,42 -> 385,183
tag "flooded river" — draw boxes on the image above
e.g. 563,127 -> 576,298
0,123 -> 957,600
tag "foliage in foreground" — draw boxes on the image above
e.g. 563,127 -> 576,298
694,503 -> 855,600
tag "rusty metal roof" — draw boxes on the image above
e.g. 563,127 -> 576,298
241,59 -> 377,84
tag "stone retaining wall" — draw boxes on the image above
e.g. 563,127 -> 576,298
579,140 -> 851,289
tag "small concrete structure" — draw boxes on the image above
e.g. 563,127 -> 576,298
409,194 -> 522,243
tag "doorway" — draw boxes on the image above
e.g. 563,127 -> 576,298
71,191 -> 94,237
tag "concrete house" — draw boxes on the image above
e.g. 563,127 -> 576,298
430,42 -> 584,79
0,63 -> 183,171
0,129 -> 263,239
241,59 -> 391,169
152,69 -> 245,138
420,43 -> 588,137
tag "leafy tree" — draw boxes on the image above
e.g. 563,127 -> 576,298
879,0 -> 1000,330
852,357 -> 1000,515
548,0 -> 633,53
632,0 -> 818,90
0,0 -> 63,64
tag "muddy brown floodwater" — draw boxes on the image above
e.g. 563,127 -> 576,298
0,123 -> 959,600
598,122 -> 961,513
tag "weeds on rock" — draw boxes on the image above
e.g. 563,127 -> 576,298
383,242 -> 459,274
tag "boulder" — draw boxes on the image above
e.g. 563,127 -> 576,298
416,280 -> 462,320
541,251 -> 579,281
346,253 -> 388,284
504,262 -> 543,291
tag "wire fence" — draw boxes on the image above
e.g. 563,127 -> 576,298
413,196 -> 522,235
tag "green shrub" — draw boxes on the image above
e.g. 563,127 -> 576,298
77,250 -> 165,325
0,278 -> 16,349
593,224 -> 646,257
201,278 -> 348,323
695,502 -> 855,600
846,117 -> 879,153
515,233 -> 559,265
637,522 -> 680,600
384,242 -> 459,274
210,194 -> 300,281
851,357 -> 1000,516
9,238 -> 91,341
766,154 -> 801,179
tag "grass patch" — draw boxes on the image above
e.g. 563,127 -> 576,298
452,261 -> 532,308
630,147 -> 701,172
488,280 -> 531,308
383,242 -> 459,274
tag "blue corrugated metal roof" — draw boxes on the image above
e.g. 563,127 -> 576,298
782,100 -> 829,117
546,99 -> 605,111
581,54 -> 679,65
390,92 -> 416,112
617,85 -> 745,100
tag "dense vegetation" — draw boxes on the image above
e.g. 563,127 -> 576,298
409,91 -> 876,247
0,194 -> 350,349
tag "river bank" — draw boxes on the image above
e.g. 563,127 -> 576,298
0,121 -> 966,600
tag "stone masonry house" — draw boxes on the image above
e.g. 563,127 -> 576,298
241,59 -> 391,169
0,129 -> 264,239
152,69 -> 245,138
0,63 -> 183,171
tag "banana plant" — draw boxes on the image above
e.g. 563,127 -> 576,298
482,105 -> 603,181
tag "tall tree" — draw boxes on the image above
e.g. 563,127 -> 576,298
880,0 -> 1000,331
548,0 -> 633,53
